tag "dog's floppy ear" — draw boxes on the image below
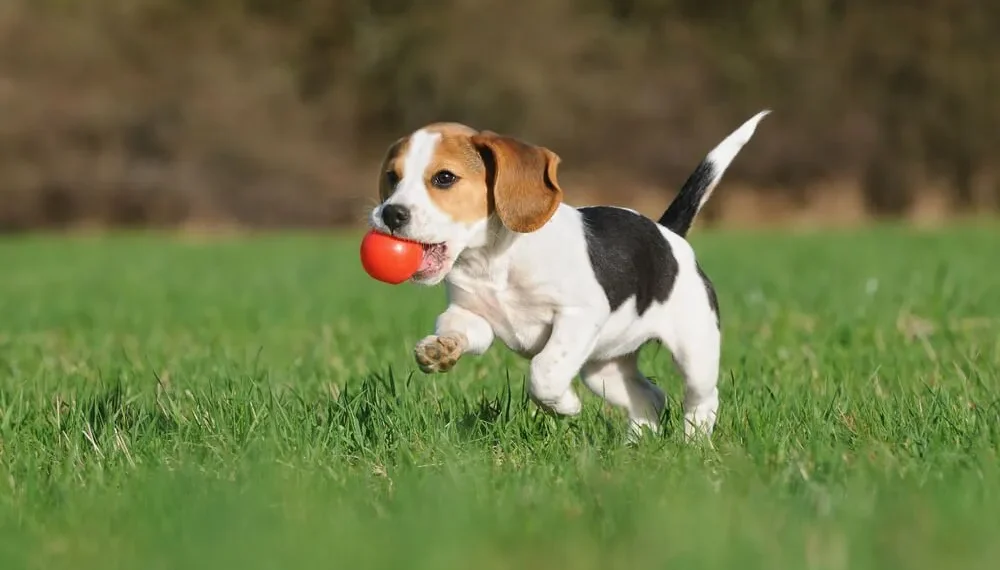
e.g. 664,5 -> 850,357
471,131 -> 563,233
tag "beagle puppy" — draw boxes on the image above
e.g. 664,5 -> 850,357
368,111 -> 769,440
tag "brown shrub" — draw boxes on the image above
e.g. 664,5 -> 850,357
0,0 -> 997,230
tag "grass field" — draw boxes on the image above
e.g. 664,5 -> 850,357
0,225 -> 998,569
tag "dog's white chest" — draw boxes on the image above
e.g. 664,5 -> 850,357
446,266 -> 555,357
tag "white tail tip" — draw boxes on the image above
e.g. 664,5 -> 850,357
706,109 -> 771,167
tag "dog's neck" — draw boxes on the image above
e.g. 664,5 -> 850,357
447,216 -> 523,284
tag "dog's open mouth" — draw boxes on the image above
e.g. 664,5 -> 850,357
413,242 -> 448,280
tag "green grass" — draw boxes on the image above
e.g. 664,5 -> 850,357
0,225 -> 998,569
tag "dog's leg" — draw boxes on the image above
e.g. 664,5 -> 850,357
662,324 -> 721,440
414,304 -> 494,373
528,312 -> 606,416
580,355 -> 665,439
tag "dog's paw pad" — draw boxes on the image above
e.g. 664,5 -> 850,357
414,335 -> 464,373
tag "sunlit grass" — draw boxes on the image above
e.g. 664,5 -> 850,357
0,225 -> 998,569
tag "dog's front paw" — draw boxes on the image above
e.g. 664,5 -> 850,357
414,334 -> 465,373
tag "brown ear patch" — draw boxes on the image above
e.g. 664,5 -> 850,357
472,132 -> 563,233
377,136 -> 409,202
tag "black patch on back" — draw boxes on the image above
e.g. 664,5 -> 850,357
696,262 -> 720,328
579,206 -> 678,316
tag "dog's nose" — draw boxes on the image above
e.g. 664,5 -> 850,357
381,204 -> 411,232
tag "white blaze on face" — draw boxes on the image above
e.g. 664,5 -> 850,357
374,129 -> 449,243
400,129 -> 439,197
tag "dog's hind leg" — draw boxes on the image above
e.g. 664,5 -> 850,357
580,355 -> 665,439
659,322 -> 721,441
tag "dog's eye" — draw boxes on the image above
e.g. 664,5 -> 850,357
385,170 -> 400,188
430,170 -> 458,189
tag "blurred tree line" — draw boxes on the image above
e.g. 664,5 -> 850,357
0,0 -> 997,230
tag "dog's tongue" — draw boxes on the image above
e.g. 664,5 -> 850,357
417,251 -> 433,273
416,244 -> 445,276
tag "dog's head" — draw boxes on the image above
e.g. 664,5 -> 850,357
369,123 -> 564,285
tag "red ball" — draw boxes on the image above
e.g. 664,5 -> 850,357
359,229 -> 424,284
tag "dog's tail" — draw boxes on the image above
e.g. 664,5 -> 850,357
658,110 -> 770,237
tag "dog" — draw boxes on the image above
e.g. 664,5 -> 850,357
368,111 -> 769,440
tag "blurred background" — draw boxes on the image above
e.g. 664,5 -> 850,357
0,0 -> 998,233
